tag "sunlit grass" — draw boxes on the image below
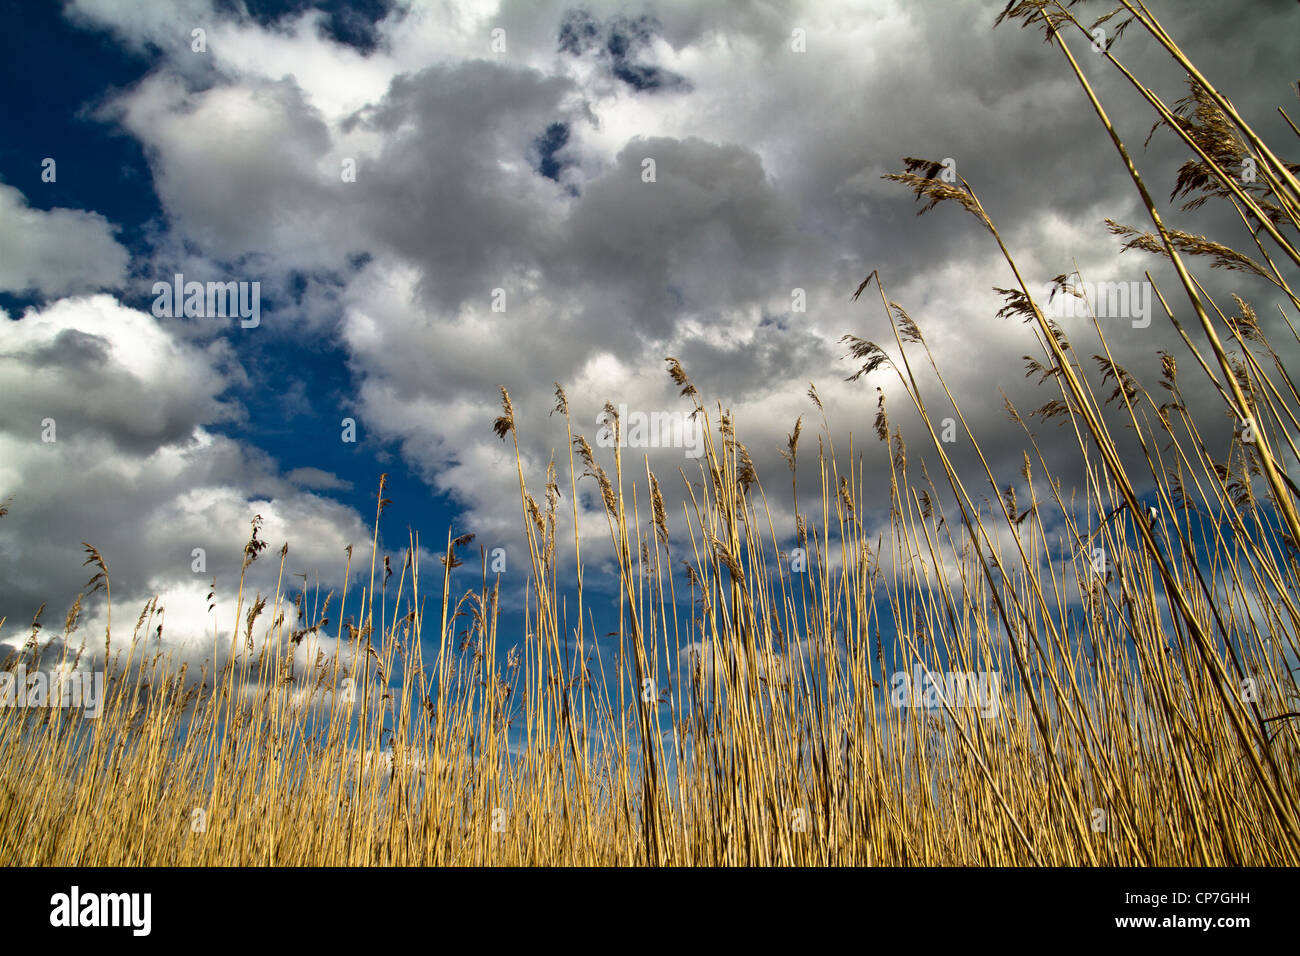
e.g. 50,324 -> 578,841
2,0 -> 1298,866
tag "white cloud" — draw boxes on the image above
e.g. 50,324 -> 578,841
10,0 -> 1291,653
0,296 -> 371,655
0,185 -> 130,297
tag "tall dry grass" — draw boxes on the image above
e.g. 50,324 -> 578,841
2,0 -> 1299,865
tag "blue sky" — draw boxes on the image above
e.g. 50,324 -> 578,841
1,0 -> 1296,723
0,0 -> 441,543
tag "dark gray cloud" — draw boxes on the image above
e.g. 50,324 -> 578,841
352,59 -> 575,311
554,135 -> 802,342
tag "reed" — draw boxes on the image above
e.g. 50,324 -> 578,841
1,0 -> 1297,865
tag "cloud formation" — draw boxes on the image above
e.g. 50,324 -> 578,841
3,0 -> 1297,659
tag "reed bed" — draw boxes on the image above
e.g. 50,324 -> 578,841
2,0 -> 1298,865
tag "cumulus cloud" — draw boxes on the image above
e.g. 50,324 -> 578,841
0,296 -> 370,650
6,0 -> 1297,652
0,185 -> 130,297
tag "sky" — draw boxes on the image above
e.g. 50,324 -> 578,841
0,0 -> 1297,693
